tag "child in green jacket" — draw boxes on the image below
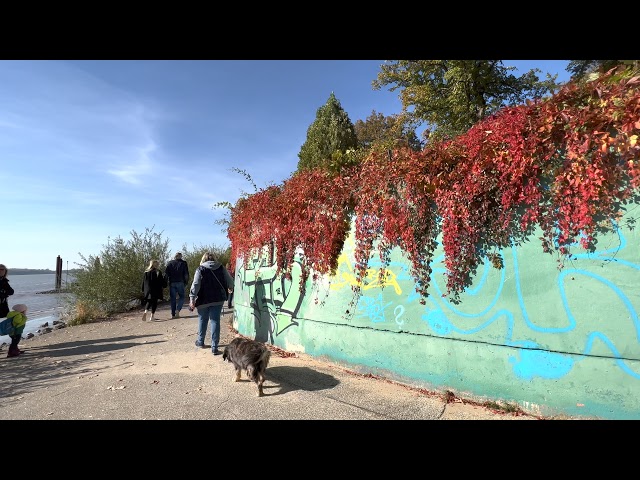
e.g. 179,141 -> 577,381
1,304 -> 28,358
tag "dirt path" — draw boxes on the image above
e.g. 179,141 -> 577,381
0,303 -> 543,420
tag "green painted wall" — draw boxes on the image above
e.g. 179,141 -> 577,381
232,209 -> 640,420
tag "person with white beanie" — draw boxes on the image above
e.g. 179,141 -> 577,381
1,303 -> 28,358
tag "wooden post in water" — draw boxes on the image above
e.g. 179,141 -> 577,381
55,255 -> 62,290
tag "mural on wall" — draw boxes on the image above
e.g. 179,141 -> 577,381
236,216 -> 640,385
236,249 -> 305,343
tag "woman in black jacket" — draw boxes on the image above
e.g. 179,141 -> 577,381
141,259 -> 166,322
0,264 -> 15,318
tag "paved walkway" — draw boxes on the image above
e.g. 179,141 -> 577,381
0,303 -> 546,420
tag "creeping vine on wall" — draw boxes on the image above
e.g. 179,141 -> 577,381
228,67 -> 640,303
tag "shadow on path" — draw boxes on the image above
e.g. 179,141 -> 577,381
263,365 -> 339,396
0,333 -> 166,405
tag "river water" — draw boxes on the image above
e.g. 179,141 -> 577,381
1,273 -> 74,345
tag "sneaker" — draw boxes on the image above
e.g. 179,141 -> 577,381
175,311 -> 180,318
171,314 -> 176,319
212,349 -> 222,356
195,341 -> 204,348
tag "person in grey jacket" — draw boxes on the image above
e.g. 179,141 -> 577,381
165,252 -> 190,318
189,252 -> 234,355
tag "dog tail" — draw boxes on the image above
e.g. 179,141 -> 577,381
260,348 -> 271,366
257,348 -> 271,373
247,348 -> 271,383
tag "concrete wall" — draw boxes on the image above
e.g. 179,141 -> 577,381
232,207 -> 640,419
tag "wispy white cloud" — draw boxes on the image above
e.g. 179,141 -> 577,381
107,142 -> 157,185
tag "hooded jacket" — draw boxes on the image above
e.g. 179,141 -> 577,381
0,310 -> 27,337
189,260 -> 234,308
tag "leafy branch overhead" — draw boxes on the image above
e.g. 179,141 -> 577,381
213,167 -> 259,232
372,60 -> 562,144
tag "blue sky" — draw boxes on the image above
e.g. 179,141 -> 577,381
1,60 -> 571,270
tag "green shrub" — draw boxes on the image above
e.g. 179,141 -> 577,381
66,227 -> 233,324
181,244 -> 232,286
68,226 -> 170,321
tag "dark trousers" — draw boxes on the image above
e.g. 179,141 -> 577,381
143,297 -> 159,314
8,335 -> 21,356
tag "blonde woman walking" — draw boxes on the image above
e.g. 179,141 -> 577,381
141,259 -> 167,322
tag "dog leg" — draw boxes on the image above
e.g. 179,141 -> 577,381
234,368 -> 241,382
257,378 -> 264,397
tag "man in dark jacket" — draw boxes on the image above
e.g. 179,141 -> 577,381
165,252 -> 190,318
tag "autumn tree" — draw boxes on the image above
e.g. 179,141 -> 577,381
566,60 -> 635,81
372,60 -> 560,144
297,92 -> 358,173
354,110 -> 423,153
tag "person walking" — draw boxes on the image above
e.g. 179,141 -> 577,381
0,303 -> 28,357
225,262 -> 235,309
165,252 -> 190,318
189,252 -> 234,355
0,264 -> 15,318
141,259 -> 167,322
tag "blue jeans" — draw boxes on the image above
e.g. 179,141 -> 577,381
196,304 -> 223,351
169,282 -> 186,316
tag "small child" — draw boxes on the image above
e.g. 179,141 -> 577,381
0,303 -> 28,358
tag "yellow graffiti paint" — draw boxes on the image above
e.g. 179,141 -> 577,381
330,253 -> 402,295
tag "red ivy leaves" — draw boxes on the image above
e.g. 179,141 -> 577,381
228,169 -> 353,291
228,67 -> 640,303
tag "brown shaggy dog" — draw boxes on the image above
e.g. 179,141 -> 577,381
222,337 -> 271,397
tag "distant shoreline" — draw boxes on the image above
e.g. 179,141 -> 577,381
10,269 -> 81,276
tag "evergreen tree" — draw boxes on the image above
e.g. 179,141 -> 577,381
297,92 -> 358,173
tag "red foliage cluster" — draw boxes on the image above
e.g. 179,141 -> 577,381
228,169 -> 353,291
228,68 -> 640,302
